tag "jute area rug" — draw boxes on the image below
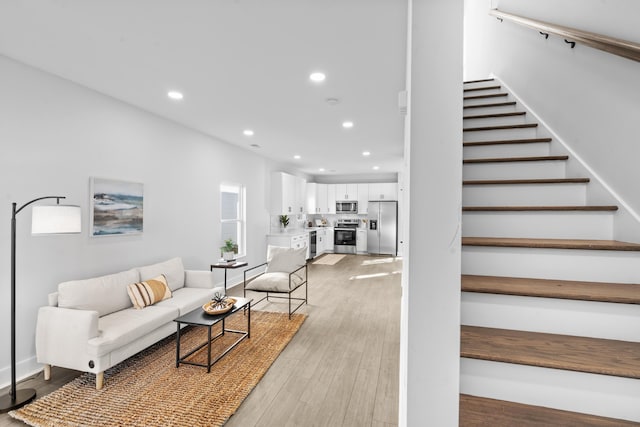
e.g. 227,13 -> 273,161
11,310 -> 306,427
312,253 -> 346,265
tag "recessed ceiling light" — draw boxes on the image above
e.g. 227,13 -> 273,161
362,151 -> 371,156
294,155 -> 301,160
309,72 -> 326,82
243,129 -> 254,136
319,168 -> 325,172
167,91 -> 183,100
325,98 -> 340,106
342,121 -> 354,129
373,166 -> 380,170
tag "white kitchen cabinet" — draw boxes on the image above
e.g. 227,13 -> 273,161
295,176 -> 306,214
267,232 -> 310,258
316,184 -> 327,214
327,185 -> 336,214
325,227 -> 334,252
356,229 -> 367,253
306,182 -> 317,214
368,182 -> 398,201
335,183 -> 358,201
271,172 -> 307,215
357,184 -> 369,214
317,228 -> 326,254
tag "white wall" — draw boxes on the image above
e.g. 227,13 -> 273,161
0,54 -> 274,386
464,0 -> 640,241
400,0 -> 463,425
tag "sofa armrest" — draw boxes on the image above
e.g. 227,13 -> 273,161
184,270 -> 216,289
36,306 -> 99,368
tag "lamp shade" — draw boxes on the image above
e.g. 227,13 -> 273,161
31,205 -> 82,234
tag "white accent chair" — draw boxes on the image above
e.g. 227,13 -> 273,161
243,245 -> 308,318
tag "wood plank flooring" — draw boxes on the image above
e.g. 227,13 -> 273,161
0,254 -> 401,427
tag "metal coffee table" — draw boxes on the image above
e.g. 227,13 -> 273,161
174,297 -> 251,372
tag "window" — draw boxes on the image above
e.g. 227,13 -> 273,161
220,183 -> 246,257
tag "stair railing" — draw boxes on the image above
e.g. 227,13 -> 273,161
489,9 -> 640,63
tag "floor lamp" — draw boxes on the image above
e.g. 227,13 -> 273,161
0,196 -> 81,413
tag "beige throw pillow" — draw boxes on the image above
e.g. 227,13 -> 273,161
127,274 -> 172,309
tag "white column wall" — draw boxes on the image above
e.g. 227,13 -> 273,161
401,0 -> 463,425
0,55 -> 273,386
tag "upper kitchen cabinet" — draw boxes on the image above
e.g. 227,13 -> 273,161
357,184 -> 369,214
271,171 -> 307,215
369,183 -> 398,201
306,182 -> 317,214
335,183 -> 358,201
326,184 -> 336,214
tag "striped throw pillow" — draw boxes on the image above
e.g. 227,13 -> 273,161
127,274 -> 172,309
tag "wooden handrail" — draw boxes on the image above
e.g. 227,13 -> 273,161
490,9 -> 640,63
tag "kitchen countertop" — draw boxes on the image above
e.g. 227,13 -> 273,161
267,226 -> 333,237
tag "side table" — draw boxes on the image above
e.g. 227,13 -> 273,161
211,261 -> 248,291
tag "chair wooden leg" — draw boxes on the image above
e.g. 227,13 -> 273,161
96,372 -> 104,390
43,364 -> 51,381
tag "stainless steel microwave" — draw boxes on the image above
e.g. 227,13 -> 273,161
336,201 -> 358,213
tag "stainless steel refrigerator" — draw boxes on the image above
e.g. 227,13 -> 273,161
367,201 -> 397,255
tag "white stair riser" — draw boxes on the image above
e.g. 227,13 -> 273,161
464,142 -> 550,159
462,246 -> 640,284
464,104 -> 518,116
463,127 -> 538,142
463,161 -> 566,180
463,115 -> 527,127
463,183 -> 586,206
461,359 -> 640,422
461,292 -> 640,341
463,87 -> 504,96
462,211 -> 614,239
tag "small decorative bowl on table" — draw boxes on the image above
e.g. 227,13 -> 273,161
202,297 -> 237,315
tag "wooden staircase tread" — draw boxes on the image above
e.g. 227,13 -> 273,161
463,111 -> 526,119
462,237 -> 640,251
464,93 -> 509,100
464,101 -> 516,109
463,85 -> 501,93
464,123 -> 538,132
461,325 -> 640,379
460,394 -> 640,426
463,178 -> 590,185
463,137 -> 551,147
462,275 -> 640,304
462,205 -> 618,212
463,155 -> 568,164
464,78 -> 495,84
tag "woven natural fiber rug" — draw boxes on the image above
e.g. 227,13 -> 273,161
11,310 -> 306,427
312,253 -> 346,265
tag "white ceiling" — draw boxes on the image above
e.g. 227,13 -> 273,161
0,1 -> 408,180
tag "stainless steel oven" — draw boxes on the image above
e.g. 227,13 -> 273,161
334,220 -> 358,254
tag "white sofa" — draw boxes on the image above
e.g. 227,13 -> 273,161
35,257 -> 224,389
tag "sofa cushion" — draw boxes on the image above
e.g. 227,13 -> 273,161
156,287 -> 218,315
87,305 -> 178,357
245,272 -> 305,293
266,246 -> 306,279
127,274 -> 172,309
58,269 -> 139,317
137,257 -> 185,291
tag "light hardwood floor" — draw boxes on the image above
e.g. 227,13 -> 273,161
0,254 -> 401,427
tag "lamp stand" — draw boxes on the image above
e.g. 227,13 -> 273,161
0,196 -> 68,413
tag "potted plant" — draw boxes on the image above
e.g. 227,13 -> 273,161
220,238 -> 238,261
279,214 -> 290,229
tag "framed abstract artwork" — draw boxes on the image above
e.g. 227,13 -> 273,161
90,177 -> 144,236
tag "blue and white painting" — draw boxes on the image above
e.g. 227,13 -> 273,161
91,178 -> 143,236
